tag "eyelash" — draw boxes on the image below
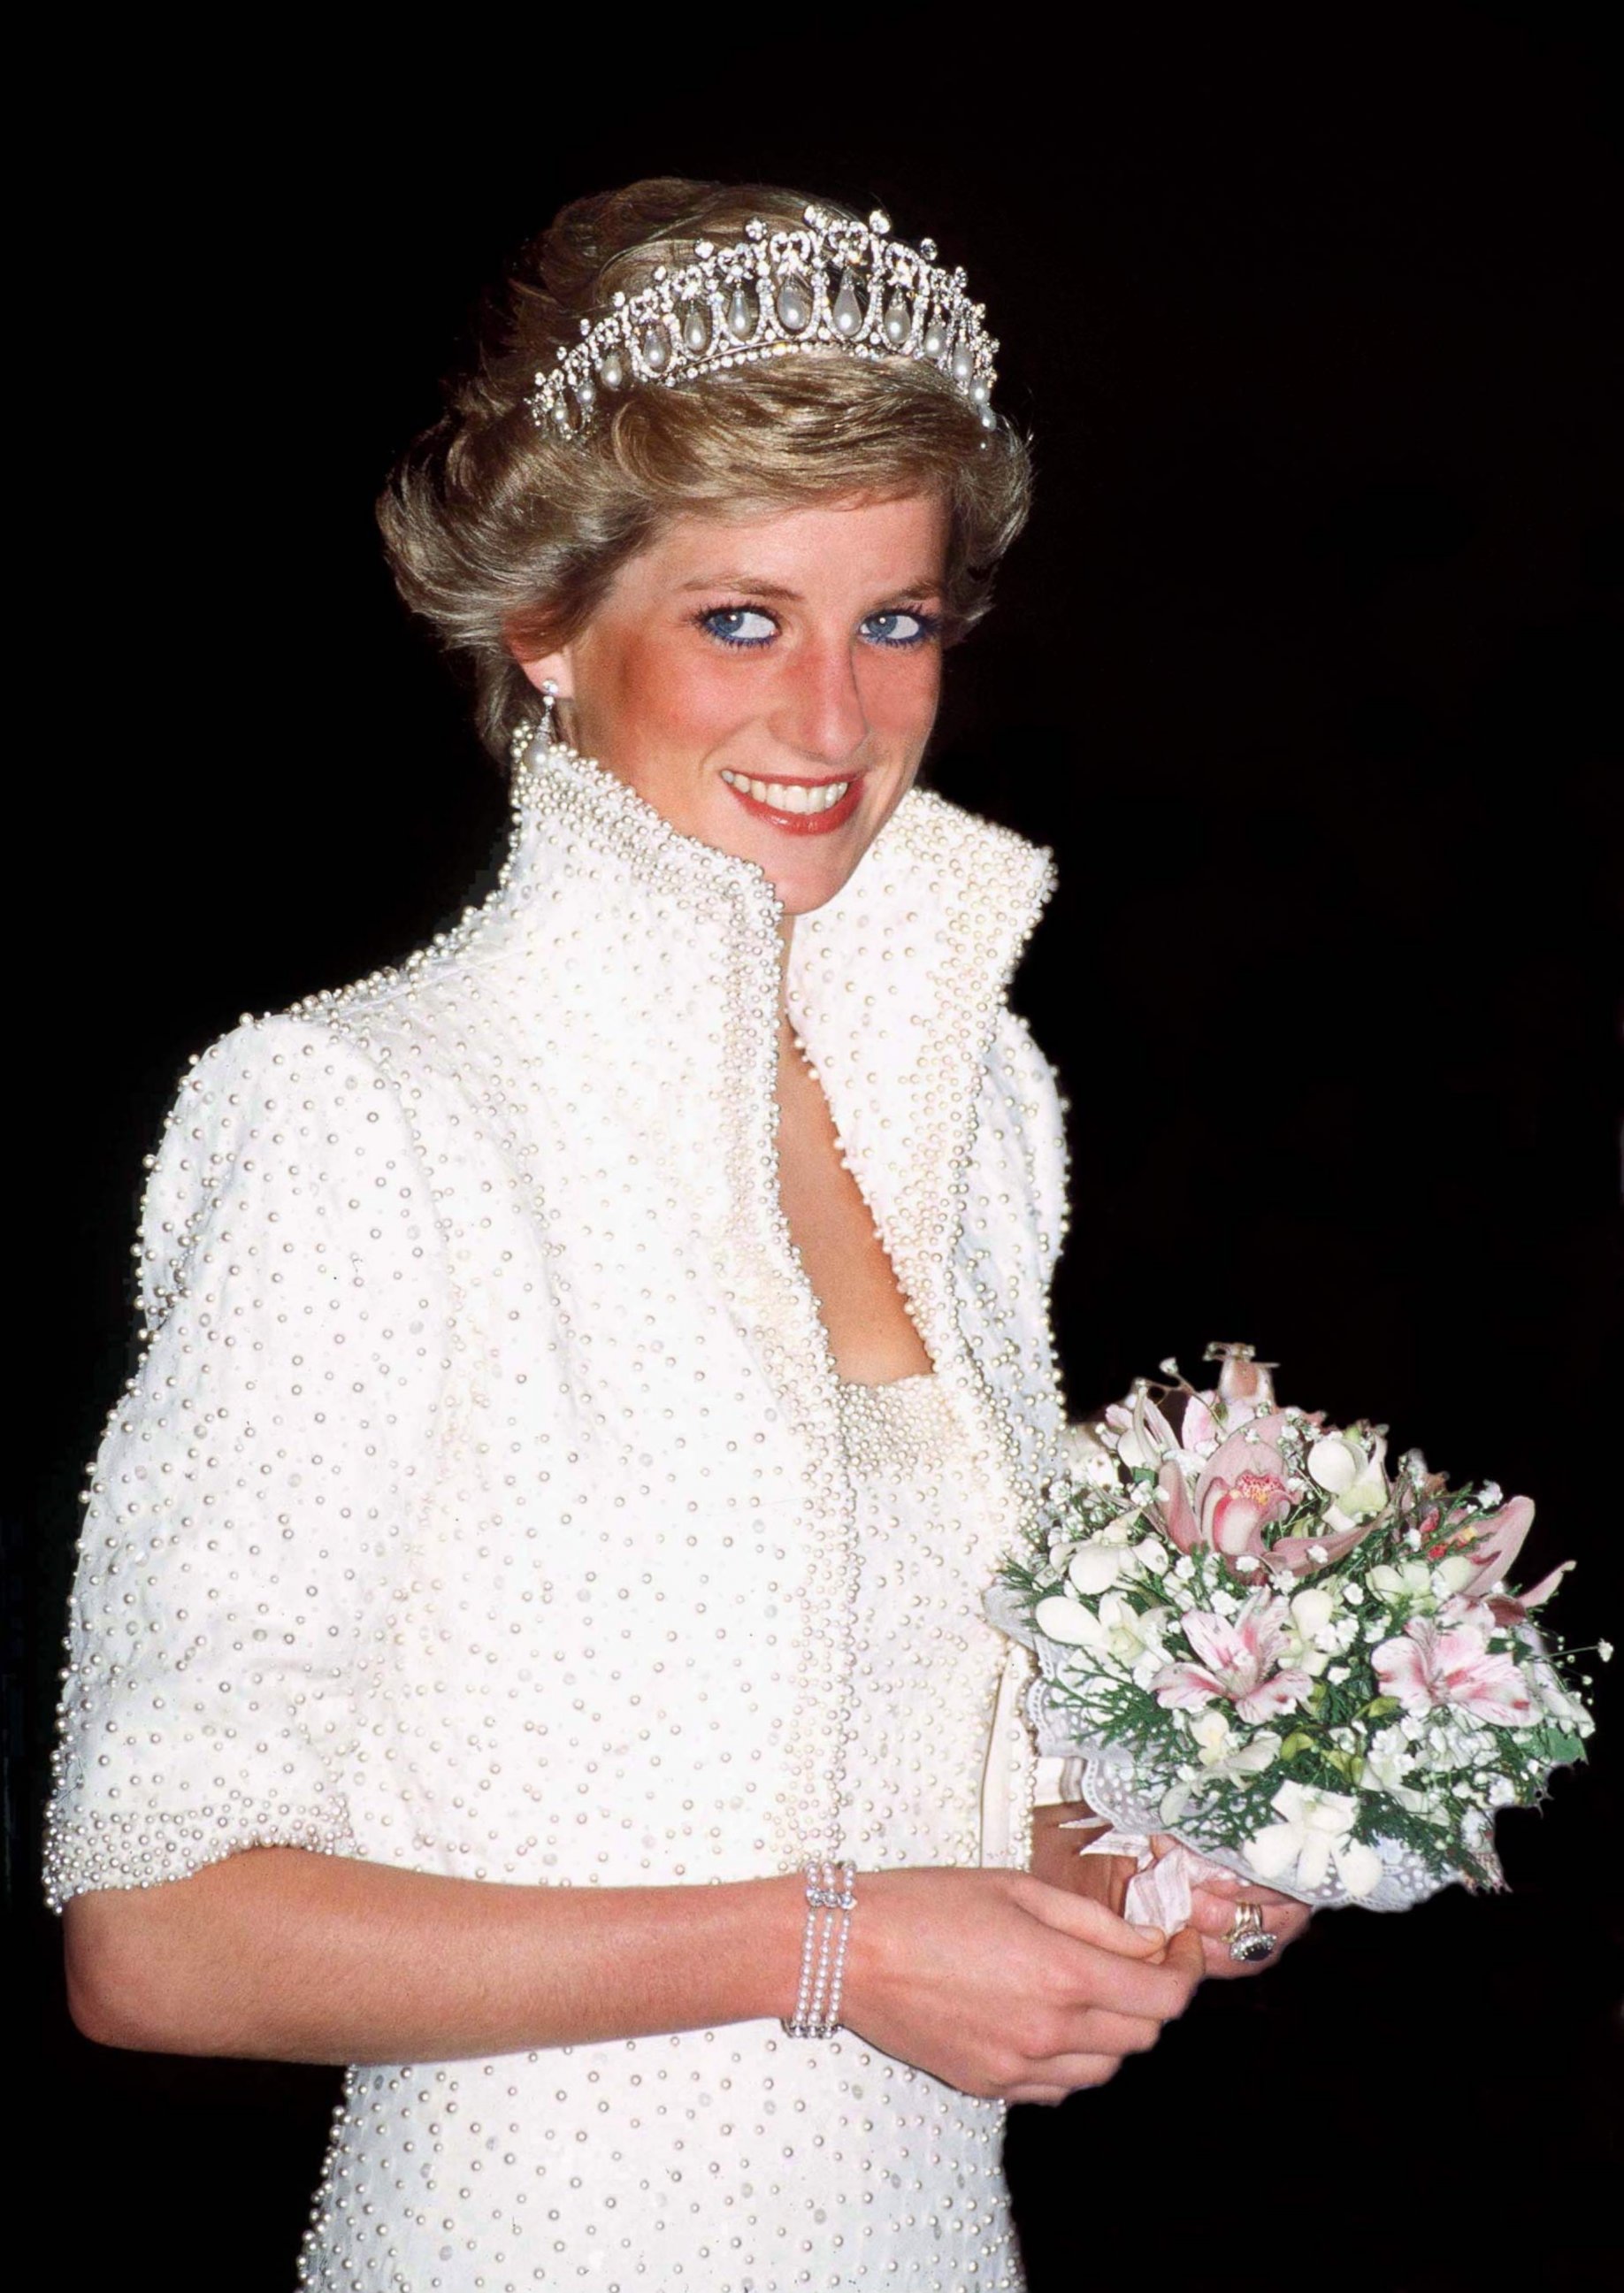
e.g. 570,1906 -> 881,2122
693,604 -> 943,652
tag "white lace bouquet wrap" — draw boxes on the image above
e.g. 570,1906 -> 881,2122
987,1346 -> 1602,1918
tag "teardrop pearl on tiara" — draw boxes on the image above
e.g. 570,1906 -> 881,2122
777,275 -> 813,334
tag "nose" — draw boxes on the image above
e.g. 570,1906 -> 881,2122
771,635 -> 869,767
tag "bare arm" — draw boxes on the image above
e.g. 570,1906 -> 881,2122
64,1846 -> 1199,2101
65,1850 -> 808,2065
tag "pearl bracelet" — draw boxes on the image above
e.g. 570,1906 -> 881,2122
781,1859 -> 856,2038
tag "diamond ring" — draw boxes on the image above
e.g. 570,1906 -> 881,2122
1225,1902 -> 1278,1964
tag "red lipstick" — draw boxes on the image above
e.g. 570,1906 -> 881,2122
721,772 -> 863,837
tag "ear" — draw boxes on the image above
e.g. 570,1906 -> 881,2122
511,648 -> 573,702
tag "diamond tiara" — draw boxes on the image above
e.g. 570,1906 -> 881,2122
526,205 -> 999,440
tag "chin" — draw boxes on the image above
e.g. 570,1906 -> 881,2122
757,841 -> 869,916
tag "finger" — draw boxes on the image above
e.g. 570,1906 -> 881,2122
1020,1875 -> 1169,1957
1185,1889 -> 1306,1938
1051,2009 -> 1164,2058
1008,2056 -> 1121,2101
1192,1876 -> 1302,1911
1161,1926 -> 1208,1982
1184,1890 -> 1260,1938
1051,1938 -> 1202,2021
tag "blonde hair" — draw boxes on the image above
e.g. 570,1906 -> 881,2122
379,178 -> 1033,760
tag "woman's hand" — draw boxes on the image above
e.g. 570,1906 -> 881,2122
1030,1806 -> 1312,1981
839,1866 -> 1204,2107
1160,1840 -> 1312,1978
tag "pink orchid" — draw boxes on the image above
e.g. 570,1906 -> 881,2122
1444,1561 -> 1574,1636
1371,1616 -> 1536,1728
1422,1493 -> 1539,1599
1484,1560 -> 1574,1626
1194,1420 -> 1296,1561
1151,1594 -> 1314,1723
1267,1517 -> 1386,1577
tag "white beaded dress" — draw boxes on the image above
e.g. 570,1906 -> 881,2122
44,734 -> 1076,2291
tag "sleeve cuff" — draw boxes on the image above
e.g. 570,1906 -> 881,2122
42,1801 -> 359,1913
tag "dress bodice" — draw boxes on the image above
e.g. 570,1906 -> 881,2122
834,1374 -> 1015,1873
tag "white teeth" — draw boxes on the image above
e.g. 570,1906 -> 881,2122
722,771 -> 853,815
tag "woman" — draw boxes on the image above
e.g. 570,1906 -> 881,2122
47,179 -> 1305,2289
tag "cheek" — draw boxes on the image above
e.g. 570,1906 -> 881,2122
863,649 -> 943,741
594,632 -> 740,747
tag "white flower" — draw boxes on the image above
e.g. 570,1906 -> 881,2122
1434,1556 -> 1479,1596
1525,1655 -> 1592,1735
1032,1594 -> 1111,1653
1102,1593 -> 1173,1672
1282,1585 -> 1338,1676
1247,1782 -> 1383,1898
1598,1640 -> 1613,1663
1160,1722 -> 1282,1823
1307,1432 -> 1390,1532
1134,1536 -> 1171,1576
1068,1541 -> 1126,1596
1290,1586 -> 1337,1638
1342,1582 -> 1364,1607
1189,1707 -> 1236,1762
1369,1560 -> 1436,1607
1306,1434 -> 1361,1494
1362,1724 -> 1432,1811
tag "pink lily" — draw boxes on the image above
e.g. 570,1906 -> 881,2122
1151,1594 -> 1314,1723
1371,1616 -> 1535,1728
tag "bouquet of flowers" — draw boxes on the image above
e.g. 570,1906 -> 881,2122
986,1344 -> 1603,1914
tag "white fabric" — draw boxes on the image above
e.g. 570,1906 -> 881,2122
46,737 -> 1076,2289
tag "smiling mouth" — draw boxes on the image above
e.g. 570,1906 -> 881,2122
719,769 -> 863,834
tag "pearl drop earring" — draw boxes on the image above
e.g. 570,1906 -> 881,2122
539,679 -> 560,743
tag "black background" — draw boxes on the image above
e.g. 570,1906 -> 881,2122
14,7 -> 1620,2287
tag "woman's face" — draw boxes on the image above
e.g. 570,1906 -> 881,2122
517,492 -> 950,918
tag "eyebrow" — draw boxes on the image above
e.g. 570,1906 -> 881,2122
677,574 -> 945,602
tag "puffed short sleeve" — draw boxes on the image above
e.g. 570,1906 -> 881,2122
42,1015 -> 453,1910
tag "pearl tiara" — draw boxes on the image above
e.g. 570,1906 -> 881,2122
526,205 -> 999,440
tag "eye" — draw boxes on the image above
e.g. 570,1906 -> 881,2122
697,606 -> 778,648
860,609 -> 940,648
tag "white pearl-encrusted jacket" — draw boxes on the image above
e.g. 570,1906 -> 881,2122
45,738 -> 1069,1909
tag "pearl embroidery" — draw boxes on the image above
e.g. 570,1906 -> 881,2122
45,734 -> 1072,2285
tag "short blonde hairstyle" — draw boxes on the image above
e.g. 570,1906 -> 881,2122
379,179 -> 1033,760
